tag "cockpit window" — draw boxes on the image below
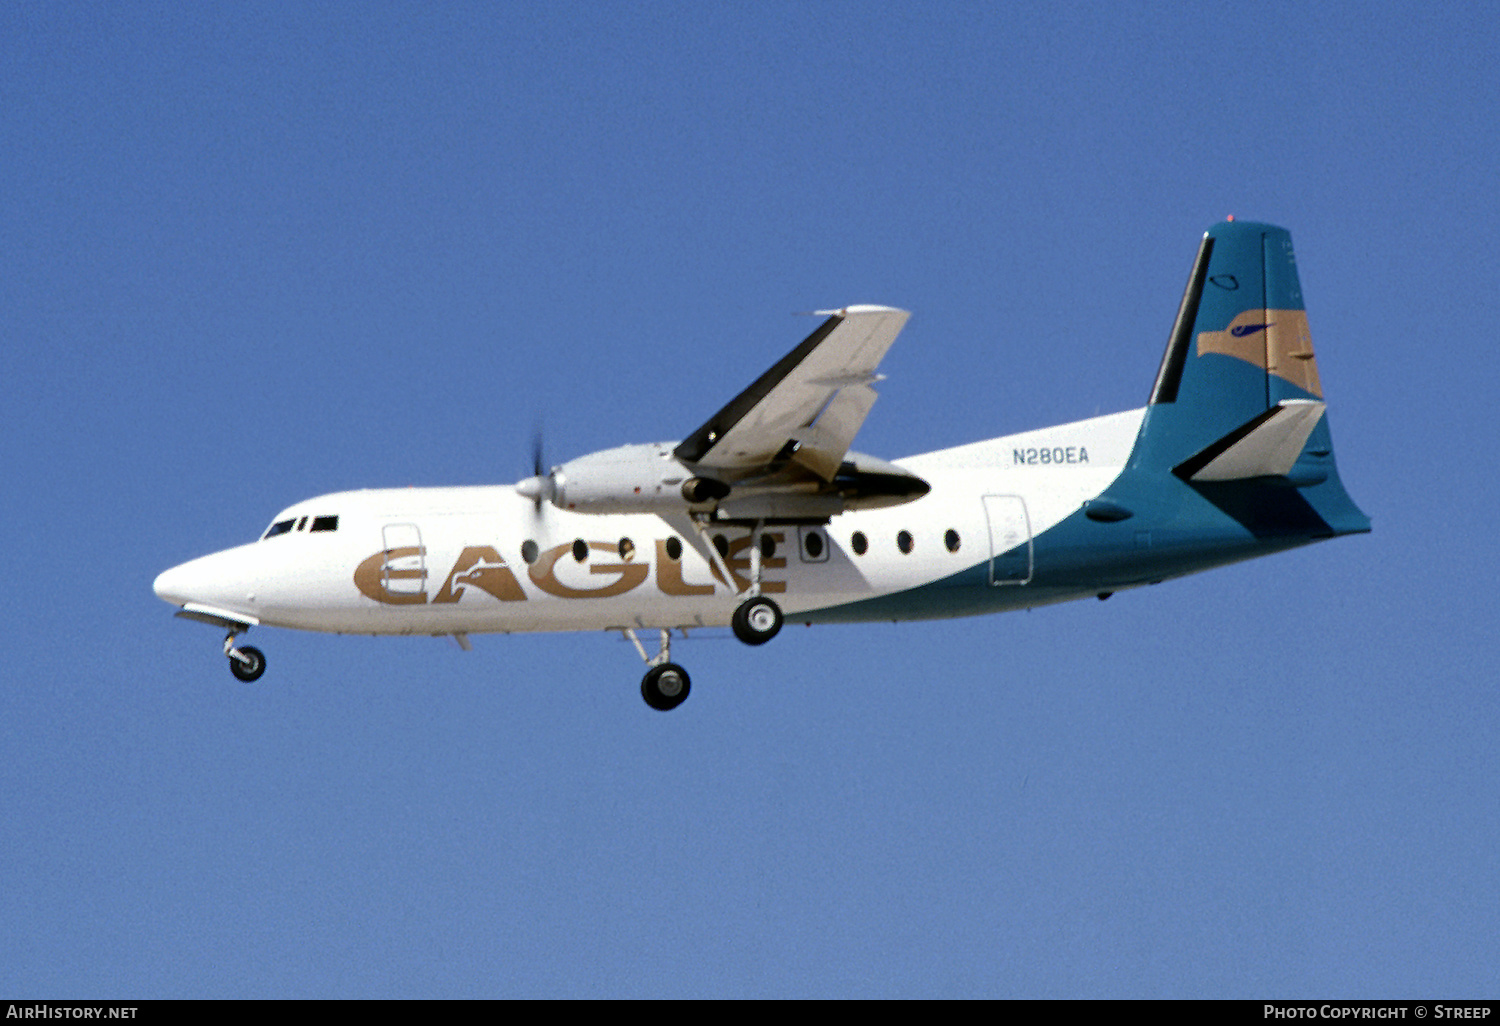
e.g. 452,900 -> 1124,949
263,514 -> 337,539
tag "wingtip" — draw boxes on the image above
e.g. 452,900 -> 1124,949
812,304 -> 909,317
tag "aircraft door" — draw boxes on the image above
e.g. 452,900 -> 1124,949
983,495 -> 1032,585
380,523 -> 427,597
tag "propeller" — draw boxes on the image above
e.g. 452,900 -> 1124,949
516,426 -> 558,511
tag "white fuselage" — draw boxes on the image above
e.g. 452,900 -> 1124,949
153,409 -> 1146,637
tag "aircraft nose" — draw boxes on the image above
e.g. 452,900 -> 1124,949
152,546 -> 261,611
153,560 -> 195,604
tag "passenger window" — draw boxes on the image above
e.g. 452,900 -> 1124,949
665,537 -> 683,561
310,515 -> 339,532
799,526 -> 829,563
572,539 -> 588,562
851,531 -> 868,555
945,529 -> 960,553
521,540 -> 539,564
897,530 -> 914,554
618,537 -> 636,561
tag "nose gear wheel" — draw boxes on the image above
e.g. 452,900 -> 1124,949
228,645 -> 266,682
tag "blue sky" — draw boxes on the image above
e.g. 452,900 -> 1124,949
3,1 -> 1497,998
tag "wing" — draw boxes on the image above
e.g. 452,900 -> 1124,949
672,305 -> 910,481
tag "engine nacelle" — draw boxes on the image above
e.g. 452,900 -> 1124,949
517,443 -> 929,519
548,443 -> 715,514
681,476 -> 732,503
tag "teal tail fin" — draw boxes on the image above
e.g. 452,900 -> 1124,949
1126,221 -> 1369,536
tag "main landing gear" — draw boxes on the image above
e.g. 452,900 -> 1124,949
624,628 -> 691,711
694,516 -> 786,648
731,595 -> 782,645
642,662 -> 691,712
726,521 -> 783,645
624,521 -> 788,710
224,630 -> 266,683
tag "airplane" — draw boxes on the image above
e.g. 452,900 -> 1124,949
154,221 -> 1370,710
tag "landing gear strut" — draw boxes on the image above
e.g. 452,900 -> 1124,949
224,631 -> 266,683
623,520 -> 791,707
624,628 -> 690,711
731,519 -> 782,646
689,515 -> 787,648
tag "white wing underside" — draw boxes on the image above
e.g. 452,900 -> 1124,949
673,305 -> 910,481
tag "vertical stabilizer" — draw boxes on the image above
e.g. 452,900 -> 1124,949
1134,221 -> 1327,470
1120,221 -> 1369,537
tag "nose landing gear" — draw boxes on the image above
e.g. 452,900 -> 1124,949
224,631 -> 267,683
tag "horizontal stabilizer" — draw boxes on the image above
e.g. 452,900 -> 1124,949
1172,399 -> 1326,482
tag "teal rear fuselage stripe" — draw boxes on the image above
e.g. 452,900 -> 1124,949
802,475 -> 1330,625
803,384 -> 1368,625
